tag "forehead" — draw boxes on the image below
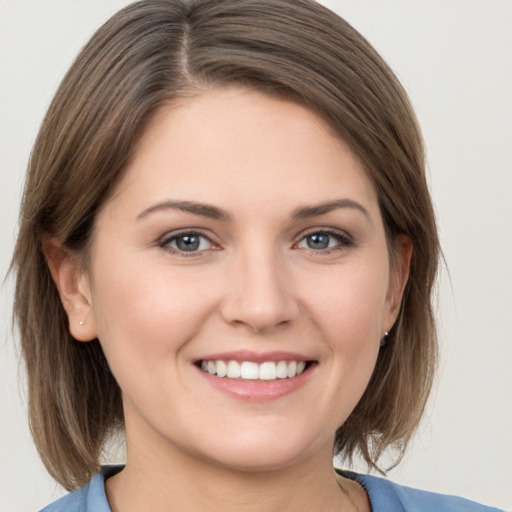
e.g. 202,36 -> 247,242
105,87 -> 379,220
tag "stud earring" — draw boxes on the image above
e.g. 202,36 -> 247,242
79,321 -> 84,326
380,331 -> 389,347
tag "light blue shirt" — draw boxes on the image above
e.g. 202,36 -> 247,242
40,465 -> 506,511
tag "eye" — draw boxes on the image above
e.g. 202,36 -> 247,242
296,230 -> 353,252
160,231 -> 215,254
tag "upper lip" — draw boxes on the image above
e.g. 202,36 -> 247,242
195,350 -> 313,364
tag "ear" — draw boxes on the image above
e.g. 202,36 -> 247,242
384,234 -> 413,331
42,237 -> 97,342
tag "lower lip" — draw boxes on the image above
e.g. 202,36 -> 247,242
195,364 -> 315,402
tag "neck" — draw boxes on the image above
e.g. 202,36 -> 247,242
105,427 -> 358,512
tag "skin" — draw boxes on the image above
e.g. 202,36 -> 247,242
47,87 -> 411,512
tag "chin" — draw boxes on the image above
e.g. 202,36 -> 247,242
202,447 -> 308,474
185,425 -> 326,473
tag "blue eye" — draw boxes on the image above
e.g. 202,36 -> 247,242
161,232 -> 213,253
297,230 -> 352,251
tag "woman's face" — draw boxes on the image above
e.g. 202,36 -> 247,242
75,88 -> 408,471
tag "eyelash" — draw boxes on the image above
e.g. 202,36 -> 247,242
158,229 -> 217,257
158,228 -> 354,256
294,228 -> 354,254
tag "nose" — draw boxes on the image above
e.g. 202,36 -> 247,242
220,246 -> 300,333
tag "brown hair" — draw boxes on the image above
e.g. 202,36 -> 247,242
12,0 -> 439,490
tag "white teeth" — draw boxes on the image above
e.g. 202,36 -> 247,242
240,361 -> 259,379
199,359 -> 309,380
259,362 -> 276,380
227,360 -> 241,378
216,360 -> 227,378
276,360 -> 288,378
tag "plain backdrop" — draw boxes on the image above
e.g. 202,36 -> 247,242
1,1 -> 511,510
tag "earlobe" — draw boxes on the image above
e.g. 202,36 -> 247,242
42,237 -> 97,342
385,234 -> 413,330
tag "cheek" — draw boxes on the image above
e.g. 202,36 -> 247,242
303,261 -> 389,342
89,256 -> 218,368
299,262 -> 388,409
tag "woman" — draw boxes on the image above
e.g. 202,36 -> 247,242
11,1 -> 505,511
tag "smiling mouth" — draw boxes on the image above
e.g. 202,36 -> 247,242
197,360 -> 314,381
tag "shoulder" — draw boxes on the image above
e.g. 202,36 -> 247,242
39,488 -> 85,512
38,466 -> 122,512
338,470 -> 506,512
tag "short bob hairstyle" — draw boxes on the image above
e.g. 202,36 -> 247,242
13,0 -> 439,491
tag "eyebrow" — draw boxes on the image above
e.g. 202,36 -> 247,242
137,200 -> 232,221
136,198 -> 371,223
291,199 -> 371,223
